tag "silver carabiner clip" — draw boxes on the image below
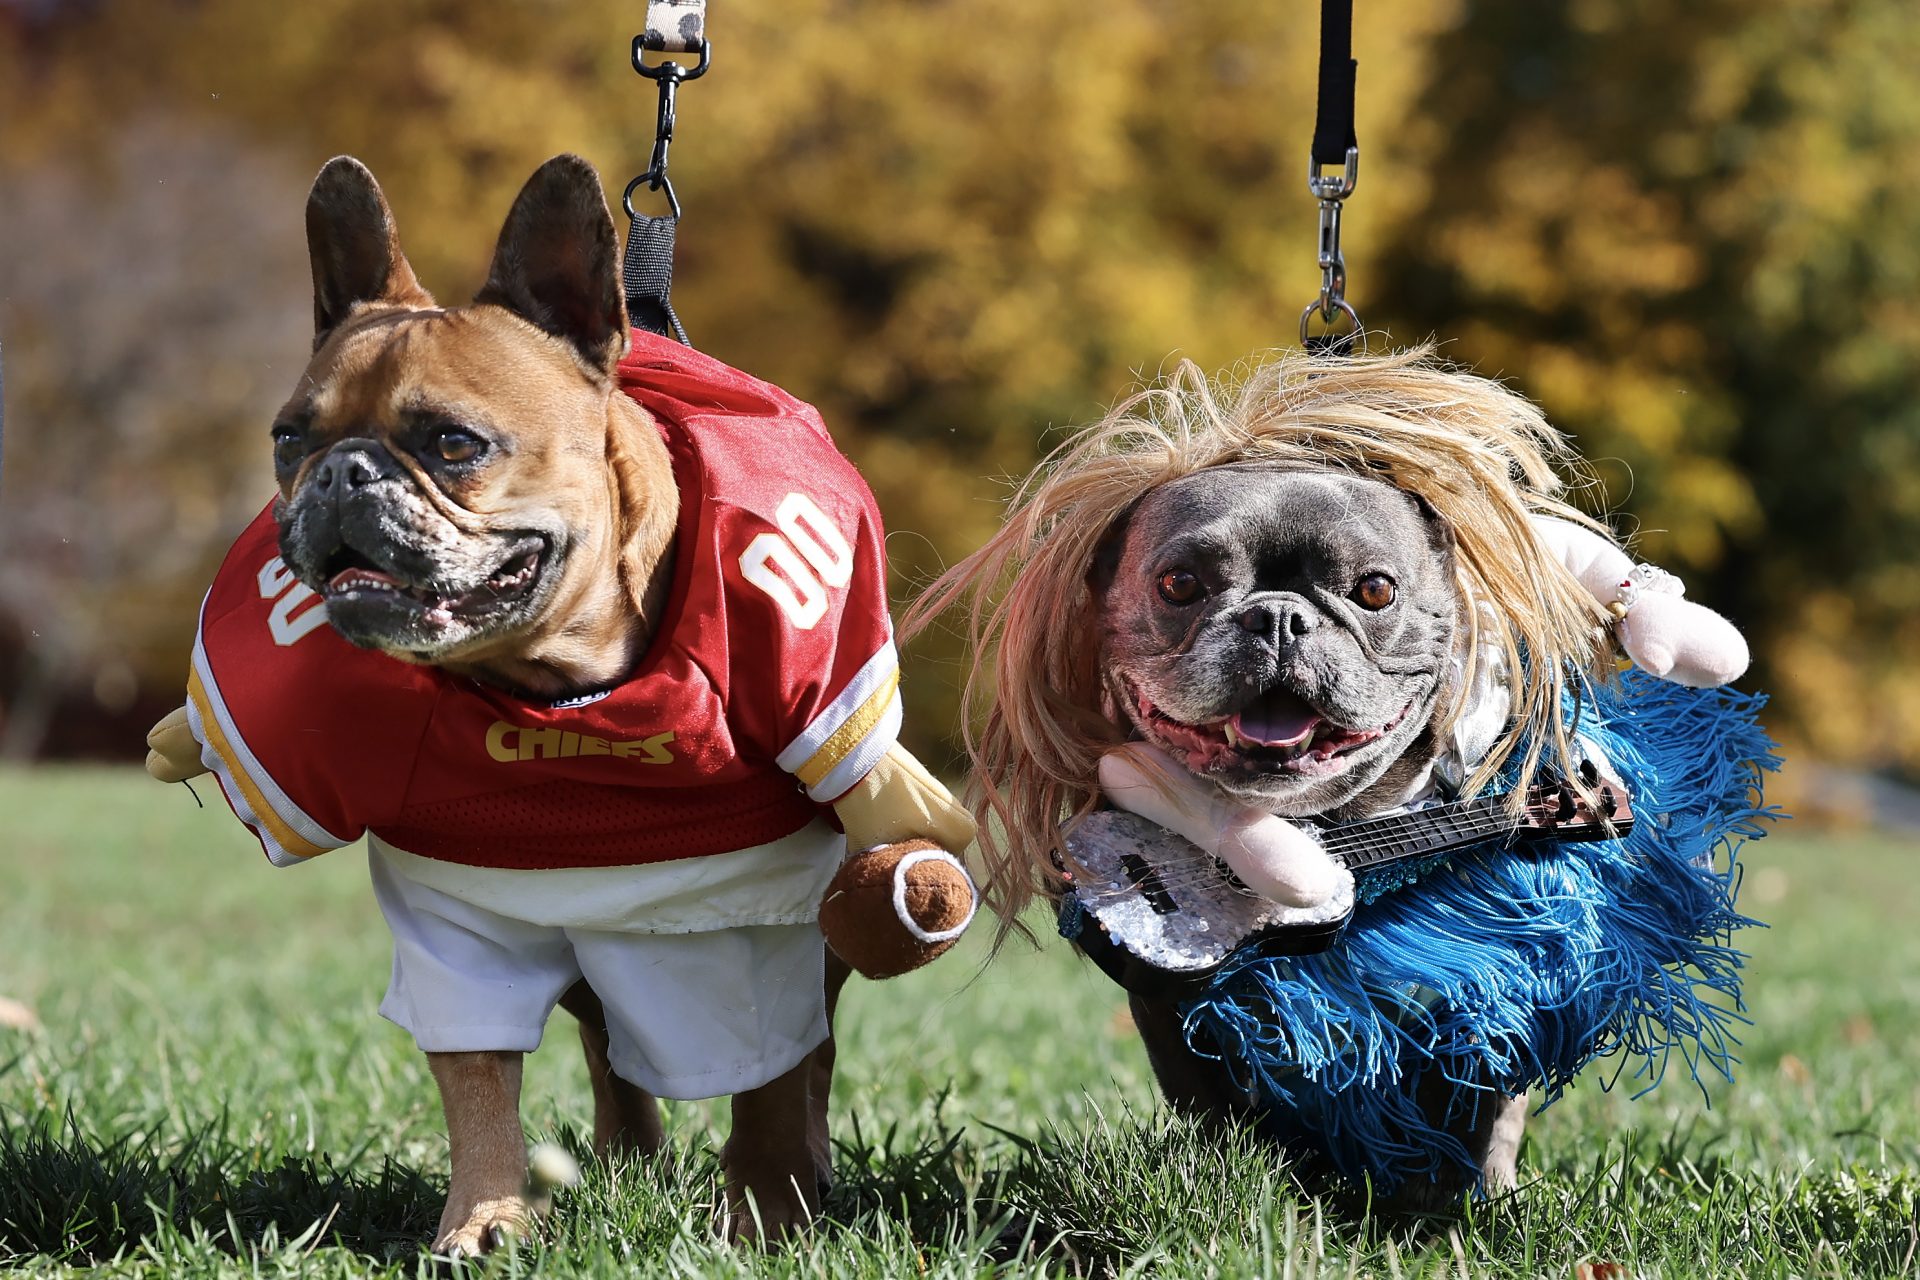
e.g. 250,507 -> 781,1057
1300,147 -> 1362,351
1308,146 -> 1359,202
1299,296 -> 1363,350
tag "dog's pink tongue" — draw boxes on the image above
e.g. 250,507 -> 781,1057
1232,690 -> 1320,747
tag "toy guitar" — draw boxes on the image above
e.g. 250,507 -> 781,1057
1061,756 -> 1634,998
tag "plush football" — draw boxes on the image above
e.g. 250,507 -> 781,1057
818,839 -> 977,979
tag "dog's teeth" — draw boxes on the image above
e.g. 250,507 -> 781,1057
1223,721 -> 1240,748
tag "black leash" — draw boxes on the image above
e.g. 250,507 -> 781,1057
1299,0 -> 1362,356
1309,0 -> 1357,170
621,0 -> 709,346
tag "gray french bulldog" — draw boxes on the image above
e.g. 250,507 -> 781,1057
1091,464 -> 1527,1203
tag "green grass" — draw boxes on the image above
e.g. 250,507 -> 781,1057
0,766 -> 1915,1277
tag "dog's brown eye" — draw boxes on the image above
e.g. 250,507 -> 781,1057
271,427 -> 304,470
1157,569 -> 1203,606
432,428 -> 485,464
1352,573 -> 1396,610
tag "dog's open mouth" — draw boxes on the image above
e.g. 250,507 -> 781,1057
322,538 -> 546,626
1128,679 -> 1412,777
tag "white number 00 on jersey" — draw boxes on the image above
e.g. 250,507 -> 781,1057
738,493 -> 855,630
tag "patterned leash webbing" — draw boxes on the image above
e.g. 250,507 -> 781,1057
641,0 -> 705,53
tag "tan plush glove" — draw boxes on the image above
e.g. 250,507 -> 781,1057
146,704 -> 208,783
829,743 -> 976,852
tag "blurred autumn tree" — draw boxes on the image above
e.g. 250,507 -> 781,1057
0,124 -> 307,756
0,0 -> 1913,777
1375,0 -> 1920,772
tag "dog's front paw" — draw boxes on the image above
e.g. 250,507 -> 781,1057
723,1178 -> 816,1248
721,1134 -> 820,1248
432,1193 -> 531,1259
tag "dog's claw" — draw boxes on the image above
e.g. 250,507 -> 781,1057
431,1198 -> 527,1260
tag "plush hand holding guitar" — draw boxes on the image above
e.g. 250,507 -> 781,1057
1097,744 -> 1349,910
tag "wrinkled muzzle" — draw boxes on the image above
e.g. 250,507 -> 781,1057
277,438 -> 554,656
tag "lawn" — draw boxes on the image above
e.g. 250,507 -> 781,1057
0,766 -> 1915,1277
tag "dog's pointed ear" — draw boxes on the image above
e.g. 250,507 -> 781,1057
474,155 -> 629,376
306,157 -> 434,348
1089,501 -> 1141,596
1406,490 -> 1458,555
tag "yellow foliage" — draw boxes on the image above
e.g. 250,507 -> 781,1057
0,0 -> 1916,778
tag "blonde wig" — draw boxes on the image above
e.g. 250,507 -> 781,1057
903,346 -> 1620,940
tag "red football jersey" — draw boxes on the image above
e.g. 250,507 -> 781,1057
187,330 -> 902,870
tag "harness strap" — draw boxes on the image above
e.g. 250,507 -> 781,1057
622,213 -> 689,345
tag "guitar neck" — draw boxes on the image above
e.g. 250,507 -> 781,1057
1317,794 -> 1521,872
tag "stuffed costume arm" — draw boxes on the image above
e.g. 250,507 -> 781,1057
831,742 -> 976,852
816,743 -> 981,979
1529,515 -> 1749,688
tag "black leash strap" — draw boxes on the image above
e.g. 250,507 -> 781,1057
1300,0 -> 1362,356
621,0 -> 709,346
1310,0 -> 1357,168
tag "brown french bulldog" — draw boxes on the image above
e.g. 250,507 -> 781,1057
146,154 -> 975,1254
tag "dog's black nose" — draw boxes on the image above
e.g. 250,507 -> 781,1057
312,441 -> 397,496
1236,599 -> 1316,640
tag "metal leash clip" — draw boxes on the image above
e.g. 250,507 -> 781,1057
1299,146 -> 1362,352
623,31 -> 711,223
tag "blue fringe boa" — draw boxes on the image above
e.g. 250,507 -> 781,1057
1178,670 -> 1781,1191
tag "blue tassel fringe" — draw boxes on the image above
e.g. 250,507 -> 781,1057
1177,670 -> 1782,1192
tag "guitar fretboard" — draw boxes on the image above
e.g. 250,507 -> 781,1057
1316,794 -> 1524,870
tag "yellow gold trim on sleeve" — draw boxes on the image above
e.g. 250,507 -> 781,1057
794,669 -> 901,789
187,668 -> 330,861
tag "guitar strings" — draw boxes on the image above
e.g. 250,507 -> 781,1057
1324,816 -> 1525,865
1071,777 -> 1615,902
1071,803 -> 1535,900
1075,809 -> 1524,895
